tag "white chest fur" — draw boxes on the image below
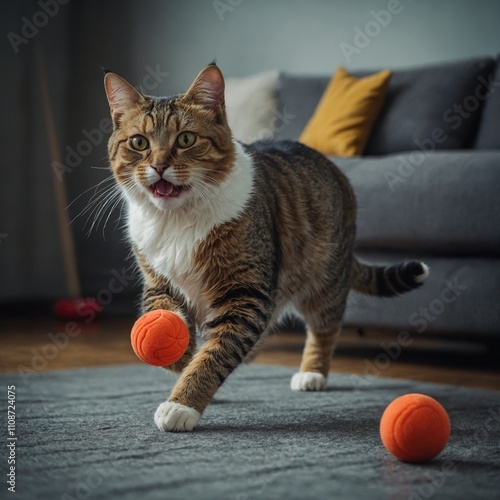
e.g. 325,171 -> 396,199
128,207 -> 206,282
126,142 -> 254,307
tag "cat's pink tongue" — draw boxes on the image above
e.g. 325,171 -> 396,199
155,179 -> 174,196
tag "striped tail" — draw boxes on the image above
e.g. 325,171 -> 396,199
351,258 -> 429,297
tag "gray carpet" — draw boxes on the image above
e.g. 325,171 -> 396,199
2,363 -> 500,500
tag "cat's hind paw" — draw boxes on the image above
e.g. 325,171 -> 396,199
290,371 -> 327,391
154,401 -> 201,432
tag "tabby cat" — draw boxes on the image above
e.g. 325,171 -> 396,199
104,63 -> 428,432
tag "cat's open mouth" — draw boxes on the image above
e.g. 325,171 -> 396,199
149,179 -> 187,200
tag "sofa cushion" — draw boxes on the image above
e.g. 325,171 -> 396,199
225,71 -> 280,144
474,56 -> 500,149
299,67 -> 391,156
274,73 -> 329,142
276,57 -> 496,155
333,151 -> 500,255
365,57 -> 496,155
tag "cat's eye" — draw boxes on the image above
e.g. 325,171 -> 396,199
176,132 -> 196,149
130,135 -> 149,151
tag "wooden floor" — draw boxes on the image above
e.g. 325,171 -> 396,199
1,316 -> 499,391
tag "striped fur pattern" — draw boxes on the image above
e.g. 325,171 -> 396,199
104,64 -> 428,431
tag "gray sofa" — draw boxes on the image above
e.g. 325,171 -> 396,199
269,56 -> 500,339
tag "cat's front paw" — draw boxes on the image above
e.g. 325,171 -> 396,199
291,371 -> 327,391
154,401 -> 201,432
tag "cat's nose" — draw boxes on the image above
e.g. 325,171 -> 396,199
151,164 -> 168,175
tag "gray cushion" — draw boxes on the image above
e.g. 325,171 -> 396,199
276,57 -> 496,155
274,73 -> 330,142
366,57 -> 496,155
333,151 -> 500,254
474,56 -> 500,149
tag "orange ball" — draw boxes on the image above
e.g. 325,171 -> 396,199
380,393 -> 450,463
131,310 -> 189,366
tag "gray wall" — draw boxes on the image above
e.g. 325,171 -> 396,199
124,0 -> 500,95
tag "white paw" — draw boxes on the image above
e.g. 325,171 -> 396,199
154,401 -> 201,432
291,371 -> 327,391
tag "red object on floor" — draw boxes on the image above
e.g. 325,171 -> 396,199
53,298 -> 102,321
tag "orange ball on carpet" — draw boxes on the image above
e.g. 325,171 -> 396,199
380,393 -> 450,463
131,310 -> 189,367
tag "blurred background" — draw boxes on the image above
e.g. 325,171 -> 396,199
1,0 -> 499,314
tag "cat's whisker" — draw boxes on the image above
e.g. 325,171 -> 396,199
86,178 -> 140,236
87,178 -> 144,237
100,194 -> 125,239
69,182 -> 118,227
71,180 -> 116,216
79,183 -> 118,215
114,198 -> 127,231
86,181 -> 129,232
188,173 -> 236,217
187,178 -> 219,217
82,179 -> 128,229
85,189 -> 121,234
190,171 -> 241,210
66,175 -> 115,210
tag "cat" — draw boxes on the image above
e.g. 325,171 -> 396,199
104,63 -> 428,432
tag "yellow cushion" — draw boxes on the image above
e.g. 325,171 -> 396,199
299,67 -> 392,156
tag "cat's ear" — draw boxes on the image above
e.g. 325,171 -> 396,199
183,64 -> 225,113
104,72 -> 144,126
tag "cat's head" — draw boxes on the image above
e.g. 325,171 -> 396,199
104,64 -> 235,212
